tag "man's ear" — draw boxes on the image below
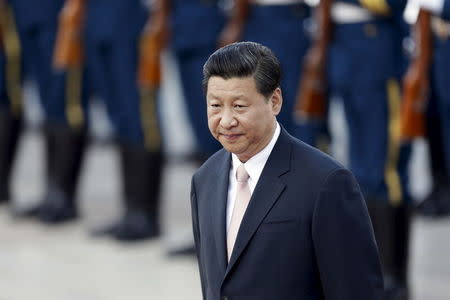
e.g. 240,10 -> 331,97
270,87 -> 282,116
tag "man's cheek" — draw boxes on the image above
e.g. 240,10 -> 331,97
207,121 -> 216,136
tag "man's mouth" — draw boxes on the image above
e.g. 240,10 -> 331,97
219,133 -> 242,141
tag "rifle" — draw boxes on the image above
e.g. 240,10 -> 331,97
400,9 -> 432,140
53,0 -> 86,70
0,2 -> 22,116
294,0 -> 332,122
218,0 -> 249,48
137,0 -> 170,151
138,0 -> 170,89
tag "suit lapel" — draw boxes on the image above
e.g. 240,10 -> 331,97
223,129 -> 292,282
210,151 -> 231,275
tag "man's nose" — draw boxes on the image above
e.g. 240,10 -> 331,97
219,109 -> 237,129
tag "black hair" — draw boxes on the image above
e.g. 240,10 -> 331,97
203,41 -> 281,98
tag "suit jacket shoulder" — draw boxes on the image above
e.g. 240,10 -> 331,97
192,148 -> 230,195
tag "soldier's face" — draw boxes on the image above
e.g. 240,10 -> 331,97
206,76 -> 282,162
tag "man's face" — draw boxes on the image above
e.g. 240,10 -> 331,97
206,76 -> 282,162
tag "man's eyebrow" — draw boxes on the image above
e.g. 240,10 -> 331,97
206,93 -> 221,101
207,92 -> 248,100
233,94 -> 247,100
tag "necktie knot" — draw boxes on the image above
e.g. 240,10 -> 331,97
236,164 -> 249,183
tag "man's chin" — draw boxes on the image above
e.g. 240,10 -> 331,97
219,136 -> 239,146
221,143 -> 243,155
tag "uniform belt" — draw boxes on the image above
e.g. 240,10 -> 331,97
331,2 -> 375,23
250,0 -> 303,5
432,17 -> 450,40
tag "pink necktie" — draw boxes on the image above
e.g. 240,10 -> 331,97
227,164 -> 251,261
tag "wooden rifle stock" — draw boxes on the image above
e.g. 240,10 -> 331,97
138,1 -> 170,150
296,48 -> 327,119
138,0 -> 171,90
53,0 -> 85,70
218,0 -> 249,47
400,9 -> 432,140
295,0 -> 332,121
138,30 -> 162,89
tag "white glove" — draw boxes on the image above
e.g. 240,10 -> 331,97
410,0 -> 445,14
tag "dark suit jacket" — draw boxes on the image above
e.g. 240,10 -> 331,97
190,128 -> 383,300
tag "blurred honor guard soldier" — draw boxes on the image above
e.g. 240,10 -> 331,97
7,0 -> 90,223
0,0 -> 23,205
192,42 -> 383,300
153,0 -> 225,163
295,0 -> 332,149
323,0 -> 412,298
150,0 -> 226,254
425,0 -> 450,216
85,0 -> 163,241
220,0 -> 312,136
409,0 -> 450,217
35,0 -> 90,223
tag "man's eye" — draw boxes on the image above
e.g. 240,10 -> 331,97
234,105 -> 245,109
210,104 -> 220,108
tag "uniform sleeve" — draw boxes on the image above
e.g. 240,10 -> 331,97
190,176 -> 207,300
312,168 -> 384,300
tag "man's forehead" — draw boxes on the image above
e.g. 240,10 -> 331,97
207,82 -> 255,102
207,76 -> 257,93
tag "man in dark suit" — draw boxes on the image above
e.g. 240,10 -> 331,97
190,42 -> 383,300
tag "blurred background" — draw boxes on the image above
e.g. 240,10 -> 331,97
1,0 -> 450,299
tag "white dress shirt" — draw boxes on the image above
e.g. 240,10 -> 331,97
226,122 -> 281,231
